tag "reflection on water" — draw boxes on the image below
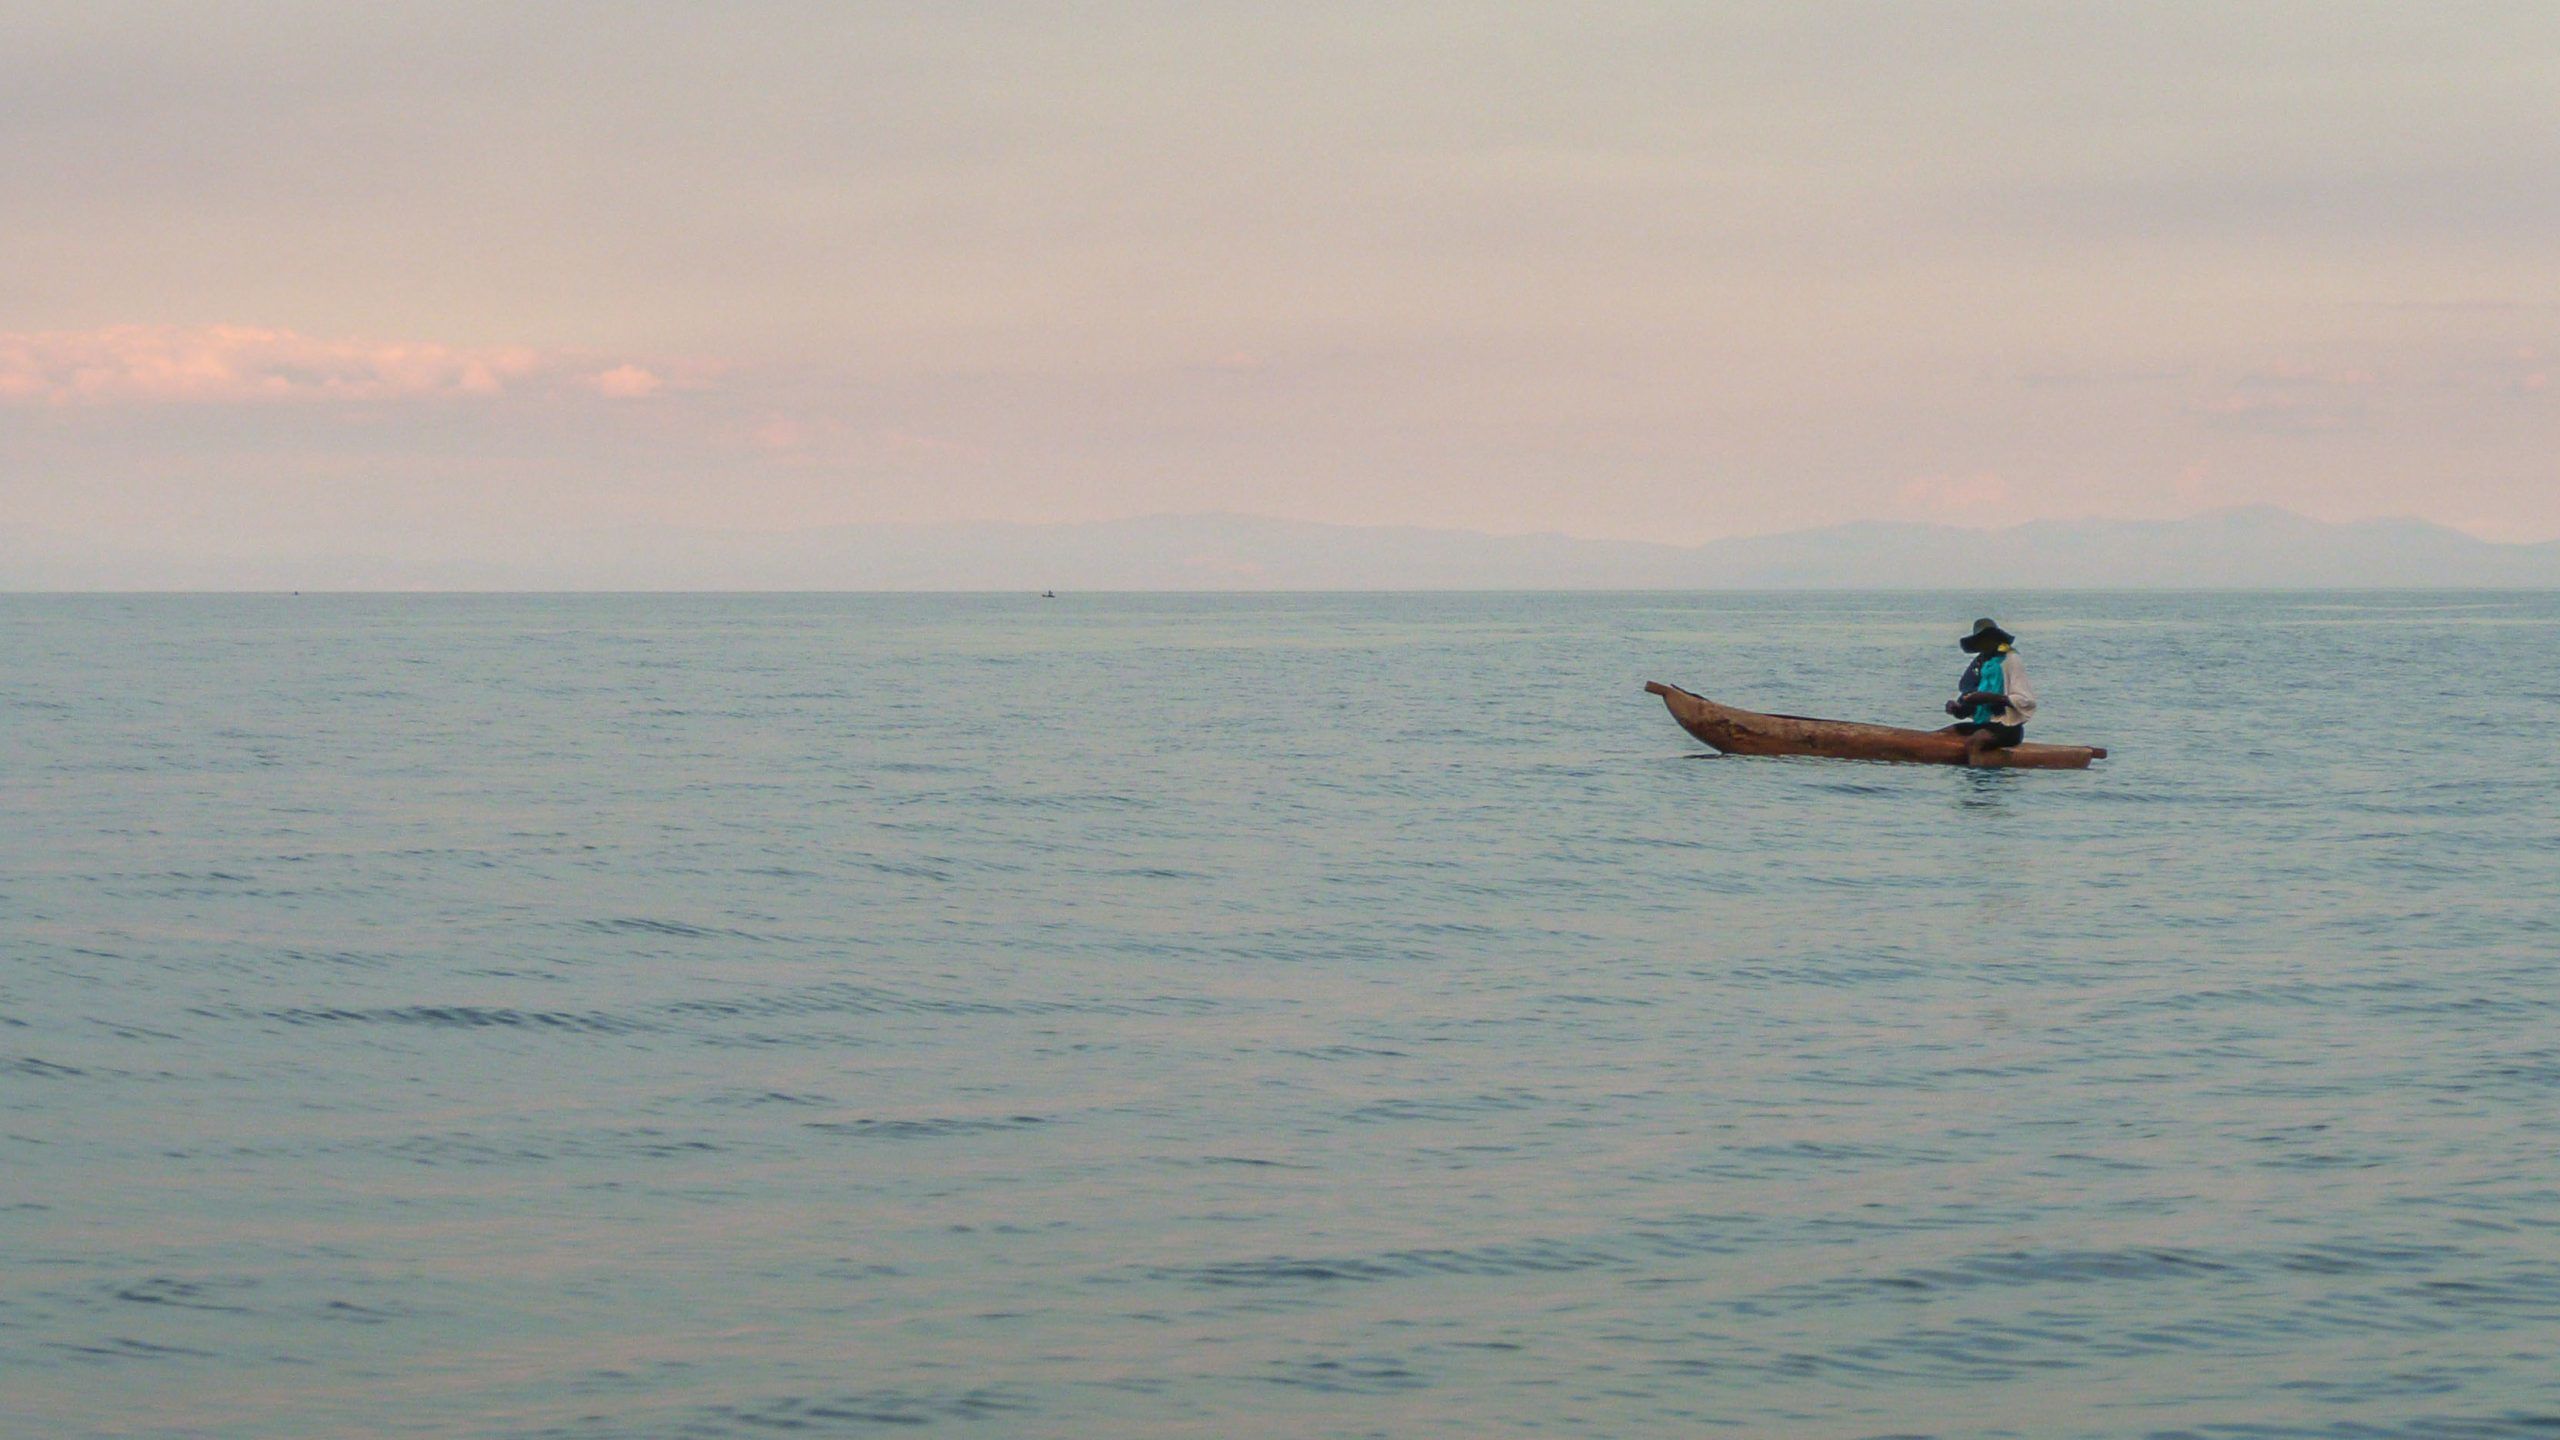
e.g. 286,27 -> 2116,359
1954,767 -> 2018,809
4,592 -> 2557,1439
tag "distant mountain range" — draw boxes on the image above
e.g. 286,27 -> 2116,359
6,506 -> 2557,590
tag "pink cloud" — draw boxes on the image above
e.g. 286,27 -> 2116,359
740,412 -> 989,466
2248,361 -> 2379,387
2190,392 -> 2364,431
749,413 -> 812,453
0,324 -> 667,406
1897,471 -> 2009,509
586,364 -> 664,399
882,428 -> 990,461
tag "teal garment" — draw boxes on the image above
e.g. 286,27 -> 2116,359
1971,653 -> 2006,723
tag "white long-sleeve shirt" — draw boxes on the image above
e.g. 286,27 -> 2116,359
1976,651 -> 2038,727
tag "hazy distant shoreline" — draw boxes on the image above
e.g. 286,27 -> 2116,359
8,505 -> 2558,592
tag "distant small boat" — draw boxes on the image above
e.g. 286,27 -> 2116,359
1645,682 -> 2107,769
1041,590 -> 1057,598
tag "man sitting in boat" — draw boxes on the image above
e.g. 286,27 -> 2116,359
1942,617 -> 2038,764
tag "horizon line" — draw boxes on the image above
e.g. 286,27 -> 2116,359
533,503 -> 2555,549
10,584 -> 2560,598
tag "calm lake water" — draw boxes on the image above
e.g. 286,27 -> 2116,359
5,592 -> 2557,1439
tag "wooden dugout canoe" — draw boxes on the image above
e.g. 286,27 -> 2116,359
1645,681 -> 2108,769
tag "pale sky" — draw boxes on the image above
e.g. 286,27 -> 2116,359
5,1 -> 2557,561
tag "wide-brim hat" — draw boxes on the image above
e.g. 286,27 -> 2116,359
1958,617 -> 2016,653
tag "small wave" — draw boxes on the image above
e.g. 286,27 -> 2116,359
861,859 -> 952,881
2275,1240 -> 2464,1274
1177,1154 -> 1312,1169
2086,976 -> 2434,1018
1343,1089 -> 1549,1123
1262,1353 -> 1429,1394
110,1277 -> 254,1312
659,983 -> 1215,1023
805,1115 -> 1049,1140
681,1388 -> 1033,1431
41,1336 -> 218,1362
231,1005 -> 647,1035
1274,1045 -> 1410,1059
576,917 -> 756,940
370,1129 -> 726,1166
2403,1270 -> 2560,1321
1744,1247 -> 2234,1315
1154,1236 -> 1629,1289
704,1089 -> 833,1108
317,1300 -> 398,1325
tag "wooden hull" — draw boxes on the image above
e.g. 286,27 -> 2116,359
1645,682 -> 2108,769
